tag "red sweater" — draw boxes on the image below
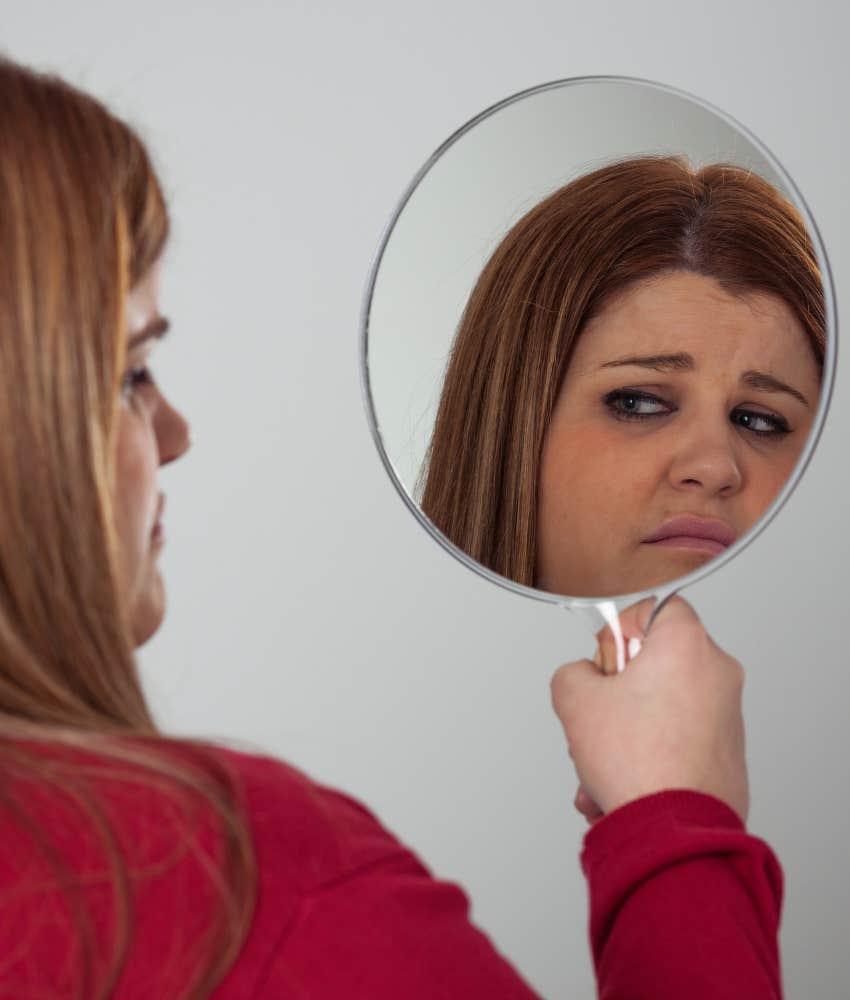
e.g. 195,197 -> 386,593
0,745 -> 782,998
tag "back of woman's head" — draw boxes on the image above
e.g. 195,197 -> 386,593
0,57 -> 255,999
420,155 -> 825,587
0,55 -> 166,730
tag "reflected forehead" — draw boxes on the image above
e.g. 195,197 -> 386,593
572,271 -> 811,374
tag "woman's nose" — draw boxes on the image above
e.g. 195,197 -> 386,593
666,422 -> 743,497
155,394 -> 192,466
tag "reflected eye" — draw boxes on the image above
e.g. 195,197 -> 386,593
604,389 -> 673,421
730,408 -> 790,437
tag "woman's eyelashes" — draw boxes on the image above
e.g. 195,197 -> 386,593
604,389 -> 674,420
121,364 -> 156,404
602,388 -> 792,438
729,408 -> 791,436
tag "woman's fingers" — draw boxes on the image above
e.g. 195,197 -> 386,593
593,598 -> 655,674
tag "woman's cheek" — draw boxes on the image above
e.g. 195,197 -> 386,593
114,416 -> 158,557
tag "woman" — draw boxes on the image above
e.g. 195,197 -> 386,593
420,156 -> 825,597
0,56 -> 784,999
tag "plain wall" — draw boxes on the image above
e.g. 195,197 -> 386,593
3,2 -> 848,996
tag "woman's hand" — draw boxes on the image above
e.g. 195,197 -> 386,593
552,596 -> 749,824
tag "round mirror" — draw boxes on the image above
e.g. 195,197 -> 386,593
361,77 -> 836,639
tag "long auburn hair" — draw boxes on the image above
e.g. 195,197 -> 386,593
0,57 -> 256,997
420,155 -> 825,587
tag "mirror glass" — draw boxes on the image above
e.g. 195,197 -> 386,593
362,77 -> 836,607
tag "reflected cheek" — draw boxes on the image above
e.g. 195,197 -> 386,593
741,451 -> 802,521
539,424 -> 658,533
542,421 -> 660,489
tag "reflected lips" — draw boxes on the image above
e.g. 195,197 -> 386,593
643,515 -> 735,555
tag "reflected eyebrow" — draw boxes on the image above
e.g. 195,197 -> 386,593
128,316 -> 170,349
598,352 -> 695,373
597,352 -> 810,407
741,370 -> 809,407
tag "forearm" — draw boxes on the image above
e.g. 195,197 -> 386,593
581,790 -> 783,999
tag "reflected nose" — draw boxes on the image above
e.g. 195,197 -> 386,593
155,394 -> 192,466
667,422 -> 743,497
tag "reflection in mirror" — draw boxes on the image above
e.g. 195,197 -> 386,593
364,78 -> 835,620
416,156 -> 824,598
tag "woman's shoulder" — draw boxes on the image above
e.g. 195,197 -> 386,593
206,742 -> 424,893
0,736 -> 419,890
0,739 -> 541,1000
210,745 -> 544,1000
0,737 -> 430,998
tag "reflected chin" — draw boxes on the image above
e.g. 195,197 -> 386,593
534,544 -> 728,600
635,544 -> 725,587
581,547 -> 726,599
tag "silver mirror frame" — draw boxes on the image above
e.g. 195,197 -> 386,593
360,74 -> 838,615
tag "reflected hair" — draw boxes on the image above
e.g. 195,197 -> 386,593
0,56 -> 255,998
419,155 -> 825,587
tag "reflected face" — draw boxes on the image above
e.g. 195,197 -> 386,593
536,271 -> 821,597
113,260 -> 192,646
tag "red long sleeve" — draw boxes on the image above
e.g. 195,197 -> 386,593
581,789 -> 784,999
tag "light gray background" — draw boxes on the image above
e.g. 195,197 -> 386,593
3,3 -> 847,997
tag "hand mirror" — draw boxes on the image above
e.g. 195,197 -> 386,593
361,77 -> 837,664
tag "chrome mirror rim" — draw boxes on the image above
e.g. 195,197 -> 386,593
360,74 -> 838,611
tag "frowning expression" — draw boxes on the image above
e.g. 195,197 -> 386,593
535,271 -> 821,598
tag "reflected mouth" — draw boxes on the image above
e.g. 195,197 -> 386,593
643,515 -> 736,556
